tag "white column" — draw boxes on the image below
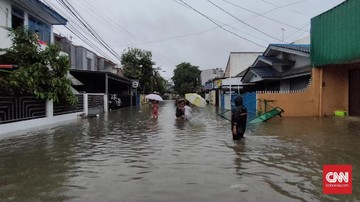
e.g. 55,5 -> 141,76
83,94 -> 88,115
103,94 -> 108,112
46,100 -> 53,117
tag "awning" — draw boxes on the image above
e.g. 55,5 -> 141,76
12,0 -> 67,25
69,69 -> 132,94
0,64 -> 16,69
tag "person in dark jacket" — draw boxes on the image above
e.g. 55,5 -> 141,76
231,96 -> 247,140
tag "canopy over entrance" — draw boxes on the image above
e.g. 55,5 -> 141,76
69,69 -> 131,94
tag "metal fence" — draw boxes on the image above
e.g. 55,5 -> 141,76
0,94 -> 85,124
54,94 -> 84,116
0,95 -> 46,124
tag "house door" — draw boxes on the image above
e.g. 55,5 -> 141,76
349,68 -> 360,116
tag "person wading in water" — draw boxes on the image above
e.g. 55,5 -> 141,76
231,96 -> 247,140
175,98 -> 186,119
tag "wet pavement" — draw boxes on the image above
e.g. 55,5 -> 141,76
0,100 -> 359,201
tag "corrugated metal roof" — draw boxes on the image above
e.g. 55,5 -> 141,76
270,44 -> 310,53
311,0 -> 360,66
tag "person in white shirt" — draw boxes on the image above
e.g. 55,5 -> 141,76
184,100 -> 192,120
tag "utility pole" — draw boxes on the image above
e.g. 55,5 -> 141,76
281,28 -> 285,42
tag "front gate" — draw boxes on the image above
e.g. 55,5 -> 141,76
220,92 -> 256,121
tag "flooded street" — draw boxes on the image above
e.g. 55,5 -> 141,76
0,100 -> 360,201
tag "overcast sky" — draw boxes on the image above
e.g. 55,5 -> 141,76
44,0 -> 344,79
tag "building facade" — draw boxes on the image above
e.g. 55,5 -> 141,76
0,0 -> 67,50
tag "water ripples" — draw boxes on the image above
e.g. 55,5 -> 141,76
0,101 -> 360,201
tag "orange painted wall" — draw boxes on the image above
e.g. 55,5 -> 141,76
257,68 -> 321,117
321,65 -> 348,116
257,66 -> 349,117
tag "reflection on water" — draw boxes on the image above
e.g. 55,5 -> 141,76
0,100 -> 360,201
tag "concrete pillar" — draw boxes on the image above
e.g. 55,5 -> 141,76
83,94 -> 88,115
103,94 -> 108,112
46,100 -> 53,117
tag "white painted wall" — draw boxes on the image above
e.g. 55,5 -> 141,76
292,36 -> 310,44
225,52 -> 262,77
0,0 -> 56,49
0,112 -> 83,139
289,54 -> 310,69
200,68 -> 224,85
221,77 -> 243,86
0,93 -> 111,139
0,0 -> 12,49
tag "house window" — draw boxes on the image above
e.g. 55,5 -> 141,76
28,15 -> 51,44
11,6 -> 24,29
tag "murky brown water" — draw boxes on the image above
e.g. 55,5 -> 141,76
0,100 -> 359,201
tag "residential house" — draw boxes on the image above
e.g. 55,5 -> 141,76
241,44 -> 311,92
199,68 -> 224,103
0,0 -> 66,50
253,0 -> 360,117
224,52 -> 262,78
214,52 -> 260,108
311,0 -> 360,116
200,68 -> 224,87
54,34 -> 133,107
0,0 -> 88,126
247,43 -> 314,117
222,52 -> 261,93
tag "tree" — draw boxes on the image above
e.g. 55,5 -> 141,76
0,27 -> 77,105
172,62 -> 201,96
121,48 -> 166,94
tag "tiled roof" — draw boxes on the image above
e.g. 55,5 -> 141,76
283,66 -> 311,78
270,44 -> 310,53
250,66 -> 282,79
258,56 -> 295,65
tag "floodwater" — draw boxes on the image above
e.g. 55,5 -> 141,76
0,100 -> 360,201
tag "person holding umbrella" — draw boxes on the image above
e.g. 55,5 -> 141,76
151,100 -> 159,119
145,92 -> 163,119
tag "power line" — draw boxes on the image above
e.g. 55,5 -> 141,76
43,0 -> 117,61
206,0 -> 281,42
177,0 -> 266,48
57,0 -> 121,61
285,22 -> 309,41
66,23 -> 114,59
77,0 -> 138,42
221,0 -> 309,33
260,0 -> 309,16
54,0 -> 178,66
